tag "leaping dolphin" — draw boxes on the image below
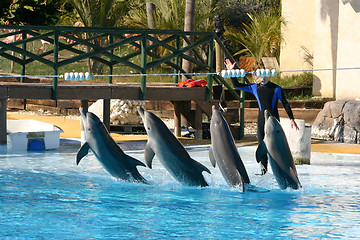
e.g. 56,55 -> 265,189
209,106 -> 250,191
77,108 -> 147,183
137,106 -> 210,187
256,110 -> 302,190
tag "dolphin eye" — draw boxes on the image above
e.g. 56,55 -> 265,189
276,130 -> 280,133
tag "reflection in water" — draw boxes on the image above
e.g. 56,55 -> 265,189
0,140 -> 360,239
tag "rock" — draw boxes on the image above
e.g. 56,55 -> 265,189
312,100 -> 360,144
88,99 -> 145,125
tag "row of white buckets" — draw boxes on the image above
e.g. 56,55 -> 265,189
7,119 -> 63,151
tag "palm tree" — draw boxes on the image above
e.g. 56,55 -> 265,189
67,0 -> 130,27
225,9 -> 285,68
182,0 -> 196,79
126,0 -> 217,31
66,0 -> 131,74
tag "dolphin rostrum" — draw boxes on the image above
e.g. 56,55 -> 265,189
256,110 -> 302,189
209,106 -> 250,191
77,108 -> 147,183
137,106 -> 210,187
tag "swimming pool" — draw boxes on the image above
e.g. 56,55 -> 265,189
1,140 -> 359,239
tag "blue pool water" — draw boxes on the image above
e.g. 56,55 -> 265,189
1,140 -> 360,239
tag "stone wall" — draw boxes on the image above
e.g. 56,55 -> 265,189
312,100 -> 360,144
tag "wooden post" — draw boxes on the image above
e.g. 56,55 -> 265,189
80,100 -> 88,113
173,101 -> 182,137
80,100 -> 88,142
103,99 -> 111,132
0,98 -> 7,145
194,101 -> 203,140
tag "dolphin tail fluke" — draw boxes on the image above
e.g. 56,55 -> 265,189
76,142 -> 90,165
288,167 -> 302,189
135,175 -> 148,184
125,155 -> 148,184
256,141 -> 267,163
193,159 -> 211,174
209,147 -> 216,167
126,155 -> 146,168
144,143 -> 155,169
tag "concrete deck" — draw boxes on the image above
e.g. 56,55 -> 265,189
6,112 -> 360,155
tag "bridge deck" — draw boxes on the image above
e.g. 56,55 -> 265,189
0,82 -> 212,145
0,82 -> 207,101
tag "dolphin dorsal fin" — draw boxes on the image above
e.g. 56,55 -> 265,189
76,142 -> 90,165
144,143 -> 155,169
255,141 -> 267,163
209,146 -> 216,168
193,159 -> 211,174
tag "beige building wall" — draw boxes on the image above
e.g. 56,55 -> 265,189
280,0 -> 315,75
281,0 -> 360,100
312,0 -> 339,98
335,1 -> 360,100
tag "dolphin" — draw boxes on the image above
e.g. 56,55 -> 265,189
256,110 -> 302,190
209,106 -> 250,191
76,108 -> 147,183
137,106 -> 210,187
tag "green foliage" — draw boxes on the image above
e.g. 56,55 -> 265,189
66,0 -> 131,27
216,0 -> 281,29
224,9 -> 285,67
271,72 -> 313,88
0,0 -> 65,25
125,0 -> 218,31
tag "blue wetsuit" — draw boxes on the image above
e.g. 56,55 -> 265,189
231,77 -> 295,172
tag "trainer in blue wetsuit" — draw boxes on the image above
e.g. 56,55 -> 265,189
225,59 -> 299,174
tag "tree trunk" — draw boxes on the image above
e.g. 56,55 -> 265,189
146,2 -> 157,61
146,2 -> 156,29
182,0 -> 195,81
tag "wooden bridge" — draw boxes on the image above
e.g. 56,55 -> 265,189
0,25 -> 247,145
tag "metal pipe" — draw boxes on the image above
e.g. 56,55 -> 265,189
52,30 -> 59,100
140,34 -> 147,100
0,98 -> 7,145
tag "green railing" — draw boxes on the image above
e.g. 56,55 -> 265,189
0,25 -> 245,98
0,25 -> 247,137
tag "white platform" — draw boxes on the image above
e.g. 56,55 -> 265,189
7,119 -> 63,151
280,118 -> 312,164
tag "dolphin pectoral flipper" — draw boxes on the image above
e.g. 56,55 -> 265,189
144,143 -> 155,169
255,141 -> 267,163
76,142 -> 90,165
209,147 -> 216,167
193,159 -> 211,174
